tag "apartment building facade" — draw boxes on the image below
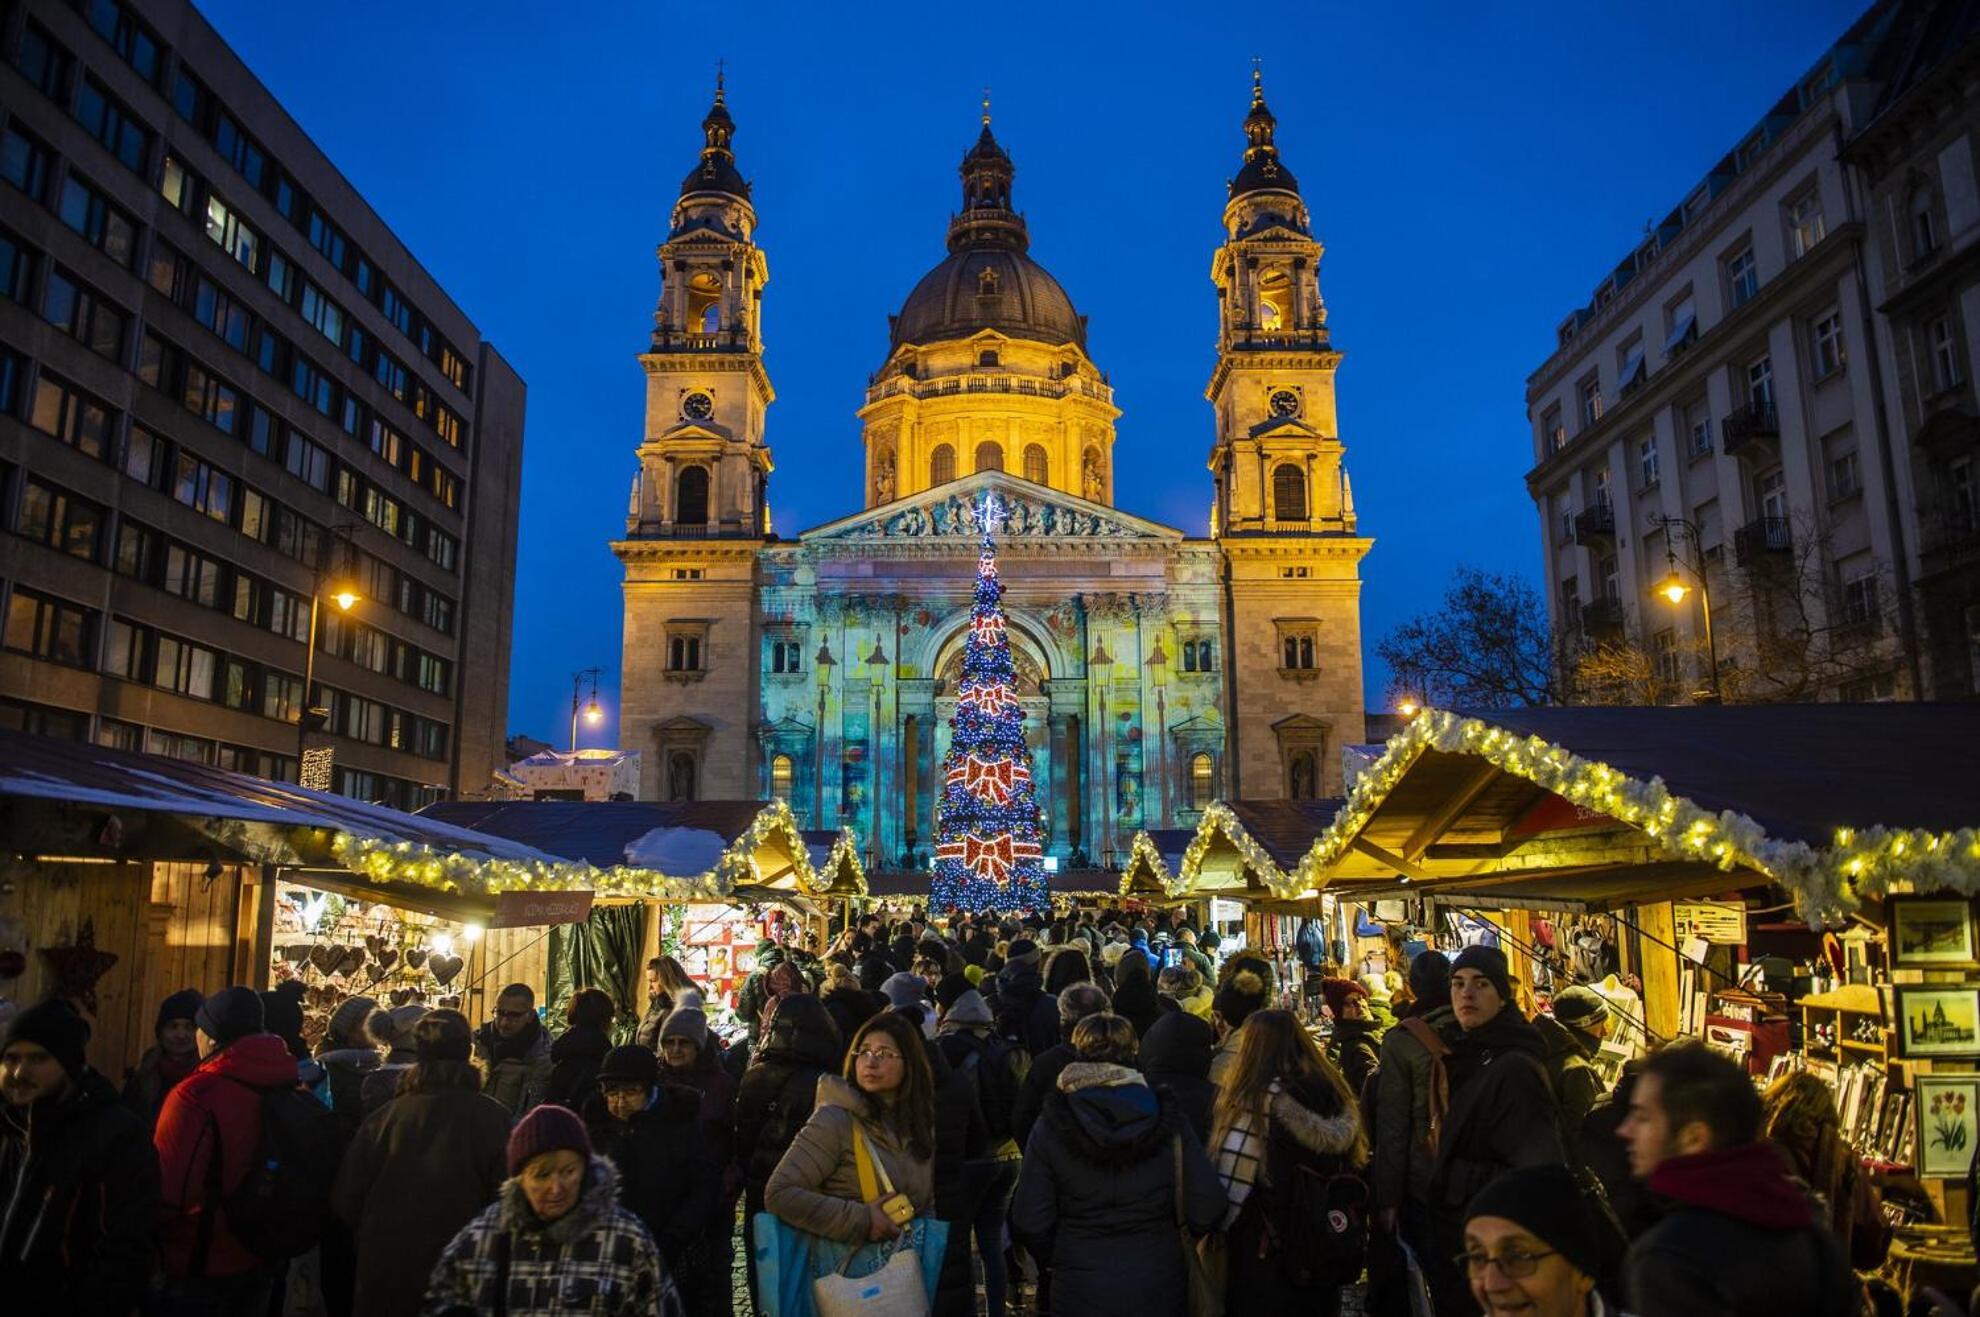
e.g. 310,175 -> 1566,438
1524,0 -> 1974,705
0,0 -> 525,805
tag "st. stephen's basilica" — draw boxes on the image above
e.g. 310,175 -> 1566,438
615,74 -> 1370,869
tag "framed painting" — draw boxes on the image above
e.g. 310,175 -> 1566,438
1895,986 -> 1980,1060
1887,896 -> 1980,970
1915,1075 -> 1980,1178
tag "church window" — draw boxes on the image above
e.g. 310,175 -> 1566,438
1272,464 -> 1307,522
770,753 -> 793,802
675,466 -> 709,525
977,349 -> 999,367
1288,750 -> 1317,800
1181,638 -> 1215,673
687,271 -> 721,334
668,633 -> 703,672
1190,753 -> 1215,811
1277,621 -> 1319,671
977,268 -> 1000,294
1022,444 -> 1048,485
770,639 -> 802,674
975,441 -> 1003,473
1257,270 -> 1290,331
667,751 -> 697,802
930,443 -> 955,486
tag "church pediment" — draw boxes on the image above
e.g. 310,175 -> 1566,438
1248,415 -> 1322,442
649,420 -> 734,446
799,471 -> 1182,544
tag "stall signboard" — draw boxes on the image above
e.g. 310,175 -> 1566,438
1209,897 -> 1244,925
489,889 -> 595,929
1675,901 -> 1747,946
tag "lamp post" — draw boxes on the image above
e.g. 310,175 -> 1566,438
569,668 -> 605,752
298,523 -> 364,782
1651,515 -> 1723,703
865,637 -> 888,869
814,639 -> 836,827
1089,638 -> 1114,866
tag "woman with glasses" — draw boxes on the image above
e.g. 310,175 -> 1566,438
765,1011 -> 936,1246
585,1043 -> 721,1297
1460,1164 -> 1619,1317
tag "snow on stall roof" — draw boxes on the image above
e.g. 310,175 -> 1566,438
623,826 -> 731,874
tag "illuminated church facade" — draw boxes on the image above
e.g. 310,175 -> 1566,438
614,76 -> 1371,868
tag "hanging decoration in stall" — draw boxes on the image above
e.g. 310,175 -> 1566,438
270,881 -> 482,1048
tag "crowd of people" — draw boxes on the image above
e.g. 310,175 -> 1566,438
0,903 -> 1947,1316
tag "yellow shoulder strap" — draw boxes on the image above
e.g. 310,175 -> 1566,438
851,1121 -> 881,1203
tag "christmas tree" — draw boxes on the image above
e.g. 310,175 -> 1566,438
932,501 -> 1048,912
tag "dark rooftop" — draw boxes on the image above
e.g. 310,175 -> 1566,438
1225,799 -> 1349,869
419,799 -> 772,868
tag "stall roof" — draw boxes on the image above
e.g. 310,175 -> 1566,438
0,728 -> 557,865
802,829 -> 869,896
1120,828 -> 1197,897
1296,705 -> 1980,922
1156,800 -> 1346,897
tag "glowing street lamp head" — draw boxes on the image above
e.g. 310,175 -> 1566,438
583,698 -> 604,725
1657,571 -> 1690,606
331,587 -> 360,612
1397,698 -> 1420,718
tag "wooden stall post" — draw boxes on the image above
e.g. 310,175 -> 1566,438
1632,902 -> 1683,1043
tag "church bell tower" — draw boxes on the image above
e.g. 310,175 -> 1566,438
628,74 -> 774,537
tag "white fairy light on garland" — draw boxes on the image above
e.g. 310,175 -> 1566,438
1284,708 -> 1980,925
329,799 -> 831,904
1117,830 -> 1180,898
1167,802 -> 1294,898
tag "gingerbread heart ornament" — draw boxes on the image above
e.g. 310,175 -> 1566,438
428,953 -> 464,986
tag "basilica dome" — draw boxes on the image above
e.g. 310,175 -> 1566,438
887,119 -> 1088,351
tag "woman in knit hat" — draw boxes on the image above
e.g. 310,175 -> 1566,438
360,1003 -> 429,1113
425,1102 -> 680,1317
334,1010 -> 511,1317
315,993 -> 380,1132
1461,1163 -> 1620,1316
122,986 -> 202,1129
657,1003 -> 739,1315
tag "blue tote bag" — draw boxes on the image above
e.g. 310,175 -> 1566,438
752,1213 -> 948,1317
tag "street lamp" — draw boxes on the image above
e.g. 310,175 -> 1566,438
1396,697 -> 1421,718
298,524 -> 364,780
569,668 -> 605,752
1651,516 -> 1722,703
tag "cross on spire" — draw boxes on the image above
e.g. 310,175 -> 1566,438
1251,57 -> 1264,105
715,58 -> 726,103
981,86 -> 992,128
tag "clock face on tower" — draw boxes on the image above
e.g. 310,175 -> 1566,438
681,392 -> 714,421
1268,389 -> 1301,418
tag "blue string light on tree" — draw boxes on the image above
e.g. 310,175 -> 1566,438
932,496 -> 1049,912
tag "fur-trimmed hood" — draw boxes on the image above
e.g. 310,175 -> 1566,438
497,1154 -> 624,1244
1043,1062 -> 1180,1167
1269,1085 -> 1362,1157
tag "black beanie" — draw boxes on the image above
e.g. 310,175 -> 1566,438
155,988 -> 203,1033
1212,966 -> 1268,1027
934,972 -> 973,1013
5,997 -> 90,1079
595,1043 -> 659,1088
1408,950 -> 1452,1003
1465,1164 -> 1612,1278
196,985 -> 264,1047
1452,945 -> 1513,1004
260,989 -> 304,1042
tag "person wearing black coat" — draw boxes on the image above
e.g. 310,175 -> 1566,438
1423,947 -> 1566,1314
0,1000 -> 159,1315
1011,983 -> 1113,1149
854,934 -> 897,994
1109,949 -> 1163,1043
819,966 -> 882,1067
1010,1015 -> 1225,1316
994,943 -> 1055,1057
1138,1010 -> 1218,1145
587,1044 -> 722,1279
542,987 -> 615,1111
907,1007 -> 988,1317
733,994 -> 842,1308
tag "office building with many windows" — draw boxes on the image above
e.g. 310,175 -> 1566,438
1525,0 -> 1980,705
0,0 -> 525,805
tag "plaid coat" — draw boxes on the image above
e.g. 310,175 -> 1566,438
423,1156 -> 682,1317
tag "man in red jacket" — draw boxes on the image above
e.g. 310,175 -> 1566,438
153,984 -> 300,1314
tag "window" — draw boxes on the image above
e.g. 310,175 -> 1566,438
667,752 -> 698,803
158,153 -> 196,216
74,75 -> 149,174
191,275 -> 250,352
1556,496 -> 1574,545
113,518 -> 156,578
770,639 -> 803,674
15,22 -> 72,101
1180,637 -> 1216,673
1280,629 -> 1317,670
212,112 -> 265,190
16,479 -> 101,561
1542,405 -> 1565,455
974,440 -> 1004,473
289,351 -> 335,415
1756,467 -> 1788,521
770,754 -> 794,802
1272,464 -> 1308,521
1022,444 -> 1048,485
1638,435 -> 1660,488
1947,456 -> 1976,536
1686,401 -> 1713,458
29,372 -> 114,460
85,0 -> 162,84
1599,554 -> 1620,601
1560,577 -> 1582,629
930,443 -> 955,486
203,194 -> 259,274
675,465 -> 709,524
1286,750 -> 1317,801
1911,186 -> 1939,259
1593,466 -> 1613,511
1929,314 -> 1963,392
1189,753 -> 1215,810
1839,560 -> 1879,627
1726,245 -> 1758,307
305,208 -> 347,269
262,670 -> 304,723
283,433 -> 331,492
299,282 -> 344,346
1616,340 -> 1646,396
1747,355 -> 1775,408
1811,311 -> 1845,378
1653,629 -> 1680,686
0,228 -> 34,306
668,633 -> 703,672
4,589 -> 93,667
1828,449 -> 1861,501
1578,376 -> 1602,428
56,174 -> 136,267
1786,191 -> 1826,258
162,543 -> 224,608
1663,294 -> 1698,356
41,268 -> 126,362
171,453 -> 234,522
0,125 -> 50,202
977,349 -> 999,367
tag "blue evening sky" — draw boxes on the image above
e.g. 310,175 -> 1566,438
197,0 -> 1867,745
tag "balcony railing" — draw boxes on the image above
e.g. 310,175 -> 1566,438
1579,597 -> 1626,637
629,522 -> 759,540
1733,515 -> 1792,565
1722,401 -> 1779,455
1573,504 -> 1617,545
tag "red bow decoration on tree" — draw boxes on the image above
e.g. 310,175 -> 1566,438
957,682 -> 1019,717
945,755 -> 1030,806
935,832 -> 1043,885
970,612 -> 1006,644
